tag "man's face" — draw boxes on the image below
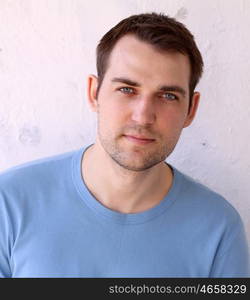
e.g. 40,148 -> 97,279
88,34 -> 199,171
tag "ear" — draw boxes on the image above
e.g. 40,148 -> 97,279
87,74 -> 98,112
183,92 -> 200,128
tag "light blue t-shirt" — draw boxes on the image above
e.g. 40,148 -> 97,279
0,144 -> 249,277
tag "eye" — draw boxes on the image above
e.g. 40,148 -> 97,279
119,87 -> 135,94
161,93 -> 178,101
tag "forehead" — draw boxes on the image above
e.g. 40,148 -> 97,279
104,34 -> 191,88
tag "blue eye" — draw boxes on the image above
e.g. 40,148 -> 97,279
162,93 -> 178,100
119,87 -> 134,94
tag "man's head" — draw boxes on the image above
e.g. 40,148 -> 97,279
87,13 -> 203,171
96,12 -> 203,107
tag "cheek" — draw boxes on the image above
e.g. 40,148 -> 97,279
100,95 -> 129,117
159,111 -> 186,136
98,103 -> 126,133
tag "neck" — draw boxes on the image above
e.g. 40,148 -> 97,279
82,142 -> 173,213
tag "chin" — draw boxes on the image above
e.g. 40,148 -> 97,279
110,154 -> 163,172
100,135 -> 170,170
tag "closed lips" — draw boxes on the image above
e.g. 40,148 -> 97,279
124,135 -> 155,141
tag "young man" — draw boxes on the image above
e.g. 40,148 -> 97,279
0,13 -> 249,277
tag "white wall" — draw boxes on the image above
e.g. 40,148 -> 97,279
1,0 -> 250,247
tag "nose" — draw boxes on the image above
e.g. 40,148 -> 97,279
130,96 -> 156,125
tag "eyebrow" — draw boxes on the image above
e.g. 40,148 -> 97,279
111,77 -> 187,97
159,85 -> 186,97
111,77 -> 140,87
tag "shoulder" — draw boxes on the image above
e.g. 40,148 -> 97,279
171,166 -> 249,266
172,166 -> 242,228
0,147 -> 82,197
0,147 -> 85,235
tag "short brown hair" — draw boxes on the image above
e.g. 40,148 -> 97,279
96,12 -> 203,107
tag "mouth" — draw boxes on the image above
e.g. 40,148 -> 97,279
123,134 -> 155,145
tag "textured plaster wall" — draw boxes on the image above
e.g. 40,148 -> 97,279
0,0 -> 250,247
